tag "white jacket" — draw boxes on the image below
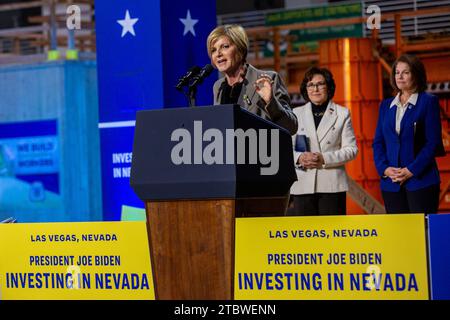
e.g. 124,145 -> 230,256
290,101 -> 358,195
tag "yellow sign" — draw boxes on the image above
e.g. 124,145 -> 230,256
0,221 -> 154,300
235,214 -> 429,300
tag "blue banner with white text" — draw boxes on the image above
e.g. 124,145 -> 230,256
98,125 -> 142,221
0,120 -> 63,222
96,0 -> 217,220
160,0 -> 217,108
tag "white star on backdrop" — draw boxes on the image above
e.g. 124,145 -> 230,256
117,10 -> 139,37
179,10 -> 198,36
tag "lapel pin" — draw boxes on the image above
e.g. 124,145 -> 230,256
243,94 -> 252,106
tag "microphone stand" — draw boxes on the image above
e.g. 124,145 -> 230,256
181,65 -> 213,107
187,85 -> 197,108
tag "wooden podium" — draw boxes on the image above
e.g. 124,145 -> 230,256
130,105 -> 296,299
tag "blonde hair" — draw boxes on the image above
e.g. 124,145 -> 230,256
206,24 -> 249,63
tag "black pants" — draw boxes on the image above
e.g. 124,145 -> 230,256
288,192 -> 347,216
382,184 -> 440,214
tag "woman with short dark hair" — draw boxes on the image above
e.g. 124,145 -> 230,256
373,54 -> 444,214
299,67 -> 336,103
289,66 -> 358,216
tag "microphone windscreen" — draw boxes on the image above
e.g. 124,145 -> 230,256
189,65 -> 201,74
201,64 -> 213,77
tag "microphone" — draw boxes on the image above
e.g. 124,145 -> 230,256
176,65 -> 201,91
189,64 -> 214,89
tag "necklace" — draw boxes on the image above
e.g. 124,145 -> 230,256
313,111 -> 324,117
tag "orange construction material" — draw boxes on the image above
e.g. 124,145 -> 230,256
346,178 -> 384,215
361,139 -> 379,180
439,171 -> 450,212
346,139 -> 366,181
437,155 -> 450,172
362,179 -> 383,204
421,55 -> 450,83
346,195 -> 363,215
320,38 -> 383,214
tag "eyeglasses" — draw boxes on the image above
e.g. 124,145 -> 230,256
306,82 -> 327,90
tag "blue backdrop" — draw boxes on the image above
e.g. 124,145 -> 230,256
95,0 -> 217,220
0,120 -> 63,222
428,213 -> 450,300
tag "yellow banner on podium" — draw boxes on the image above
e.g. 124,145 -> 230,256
0,221 -> 154,300
235,214 -> 429,300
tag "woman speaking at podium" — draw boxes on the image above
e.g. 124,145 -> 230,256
206,24 -> 298,135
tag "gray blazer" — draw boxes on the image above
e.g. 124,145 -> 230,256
212,64 -> 298,135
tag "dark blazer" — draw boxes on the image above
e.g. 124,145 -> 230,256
212,63 -> 298,135
372,92 -> 442,192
